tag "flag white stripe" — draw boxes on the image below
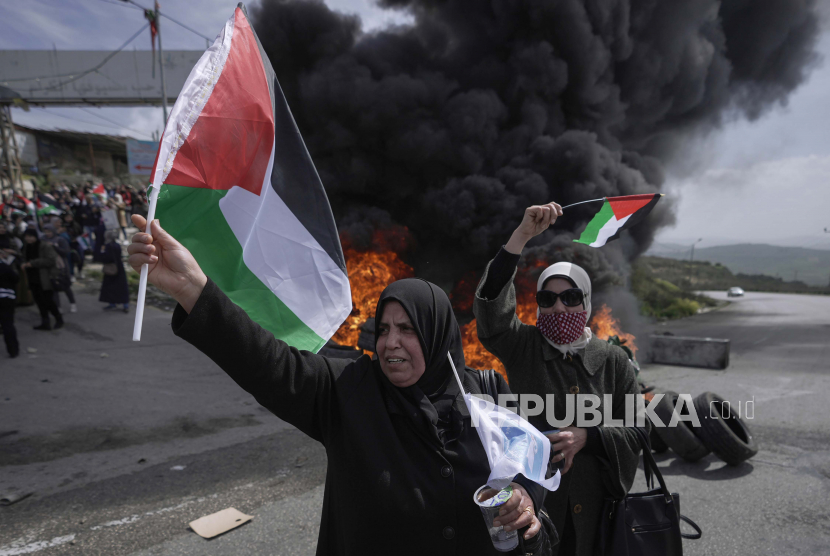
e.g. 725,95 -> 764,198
219,144 -> 352,341
589,214 -> 631,247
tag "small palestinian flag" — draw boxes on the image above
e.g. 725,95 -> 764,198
92,183 -> 107,199
149,3 -> 351,352
574,194 -> 662,247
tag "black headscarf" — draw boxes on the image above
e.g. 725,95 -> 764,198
23,228 -> 40,263
374,278 -> 466,445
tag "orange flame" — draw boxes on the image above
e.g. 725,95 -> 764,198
334,239 -> 637,372
589,304 -> 638,358
332,229 -> 414,349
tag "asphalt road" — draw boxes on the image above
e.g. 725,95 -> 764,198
1,288 -> 828,555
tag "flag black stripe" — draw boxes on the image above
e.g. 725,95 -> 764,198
239,3 -> 347,275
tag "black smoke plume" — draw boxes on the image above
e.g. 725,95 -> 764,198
251,0 -> 821,292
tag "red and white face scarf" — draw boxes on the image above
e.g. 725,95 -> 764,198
536,311 -> 589,345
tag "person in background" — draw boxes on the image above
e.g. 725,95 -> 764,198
21,228 -> 63,330
111,188 -> 128,242
473,202 -> 645,556
131,190 -> 149,220
0,223 -> 21,358
122,186 -> 133,222
62,212 -> 85,279
43,224 -> 76,313
91,206 -> 106,263
100,229 -> 129,313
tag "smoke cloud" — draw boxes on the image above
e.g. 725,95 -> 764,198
251,0 -> 821,288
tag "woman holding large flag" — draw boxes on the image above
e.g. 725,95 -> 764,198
473,202 -> 647,556
127,214 -> 555,555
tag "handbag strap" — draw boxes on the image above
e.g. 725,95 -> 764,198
680,514 -> 703,540
633,427 -> 704,540
633,427 -> 672,503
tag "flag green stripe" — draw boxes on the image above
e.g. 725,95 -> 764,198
155,184 -> 325,352
573,200 -> 615,245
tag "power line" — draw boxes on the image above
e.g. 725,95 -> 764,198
118,0 -> 213,42
94,0 -> 143,11
160,13 -> 213,43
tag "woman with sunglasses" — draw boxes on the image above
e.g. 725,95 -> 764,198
473,202 -> 645,556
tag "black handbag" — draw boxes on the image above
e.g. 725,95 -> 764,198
598,427 -> 701,555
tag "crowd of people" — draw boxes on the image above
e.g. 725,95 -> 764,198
0,181 -> 145,359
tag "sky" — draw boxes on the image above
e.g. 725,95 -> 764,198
1,0 -> 829,249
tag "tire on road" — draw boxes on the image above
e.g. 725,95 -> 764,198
649,425 -> 669,453
652,390 -> 711,462
692,391 -> 758,466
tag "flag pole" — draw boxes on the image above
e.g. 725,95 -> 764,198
132,184 -> 161,341
447,352 -> 467,396
560,198 -> 605,210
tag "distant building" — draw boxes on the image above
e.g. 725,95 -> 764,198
5,124 -> 130,178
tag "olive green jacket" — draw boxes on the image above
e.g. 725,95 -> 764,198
24,241 -> 60,291
474,260 -> 646,556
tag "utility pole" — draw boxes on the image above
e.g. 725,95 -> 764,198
0,105 -> 22,196
130,0 -> 168,127
156,1 -> 168,126
688,238 -> 702,290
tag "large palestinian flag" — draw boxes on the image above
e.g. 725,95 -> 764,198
149,4 -> 351,352
573,194 -> 662,247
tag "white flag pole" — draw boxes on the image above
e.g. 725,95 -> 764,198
560,198 -> 605,210
446,352 -> 467,396
132,184 -> 161,342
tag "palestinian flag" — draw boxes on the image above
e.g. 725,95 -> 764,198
149,4 -> 351,352
15,194 -> 34,214
36,202 -> 61,217
574,194 -> 662,247
92,183 -> 107,199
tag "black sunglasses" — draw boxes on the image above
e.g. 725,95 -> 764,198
536,288 -> 585,308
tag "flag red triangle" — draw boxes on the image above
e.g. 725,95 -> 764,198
607,194 -> 659,220
163,8 -> 274,196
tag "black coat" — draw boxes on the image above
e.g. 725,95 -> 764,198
99,242 -> 129,304
172,279 -> 553,556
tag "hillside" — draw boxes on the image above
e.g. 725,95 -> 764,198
646,243 -> 830,287
635,256 -> 829,294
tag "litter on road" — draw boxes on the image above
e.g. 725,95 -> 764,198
189,507 -> 253,539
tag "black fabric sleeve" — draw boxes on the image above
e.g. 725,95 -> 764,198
480,247 -> 521,300
582,426 -> 606,457
171,278 -> 349,445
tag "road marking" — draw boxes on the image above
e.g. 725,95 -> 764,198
0,482 -> 261,554
89,515 -> 141,530
0,535 -> 75,556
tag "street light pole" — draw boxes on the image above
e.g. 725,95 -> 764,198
688,238 -> 702,290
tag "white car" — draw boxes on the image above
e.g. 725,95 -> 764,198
727,287 -> 745,297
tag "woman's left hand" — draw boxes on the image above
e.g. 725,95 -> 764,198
492,482 -> 541,540
546,426 -> 587,474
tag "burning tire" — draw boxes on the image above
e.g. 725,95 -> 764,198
692,392 -> 758,466
652,390 -> 710,462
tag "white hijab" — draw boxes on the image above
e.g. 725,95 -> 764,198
536,262 -> 593,358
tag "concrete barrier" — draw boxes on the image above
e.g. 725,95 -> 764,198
647,335 -> 730,370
